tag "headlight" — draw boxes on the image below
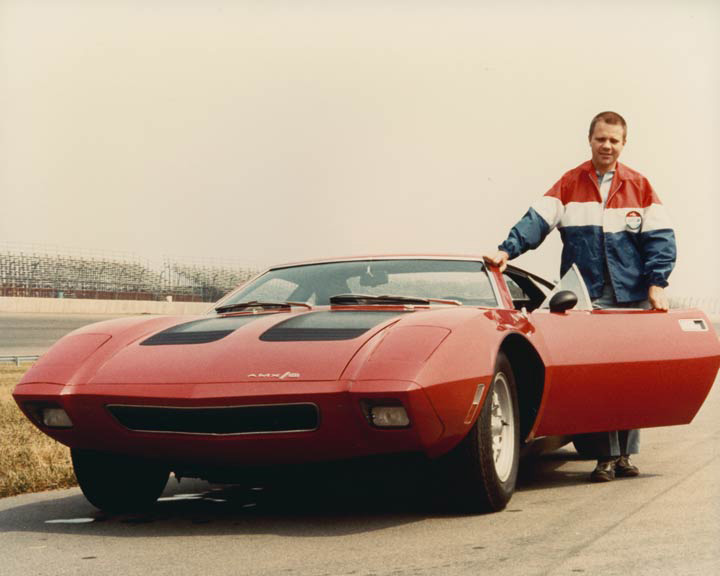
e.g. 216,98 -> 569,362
24,403 -> 74,429
42,407 -> 73,428
362,401 -> 411,428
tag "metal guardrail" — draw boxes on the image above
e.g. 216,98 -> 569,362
0,355 -> 40,366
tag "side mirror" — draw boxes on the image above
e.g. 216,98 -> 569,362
549,290 -> 578,313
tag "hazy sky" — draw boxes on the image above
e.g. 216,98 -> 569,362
1,0 -> 718,296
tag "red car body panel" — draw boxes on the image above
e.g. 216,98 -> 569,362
13,256 -> 720,471
529,309 -> 720,436
87,313 -> 397,385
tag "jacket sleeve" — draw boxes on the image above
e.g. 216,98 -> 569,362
498,185 -> 565,259
639,186 -> 676,287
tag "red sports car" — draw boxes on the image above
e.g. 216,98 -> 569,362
13,256 -> 720,513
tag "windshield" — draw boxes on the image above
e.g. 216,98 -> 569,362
217,259 -> 498,308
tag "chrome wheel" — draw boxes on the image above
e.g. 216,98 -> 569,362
439,352 -> 519,513
490,371 -> 516,482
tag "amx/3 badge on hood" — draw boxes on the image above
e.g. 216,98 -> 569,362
248,372 -> 301,379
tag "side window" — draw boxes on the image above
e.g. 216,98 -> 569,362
503,272 -> 549,311
504,276 -> 528,300
539,264 -> 593,311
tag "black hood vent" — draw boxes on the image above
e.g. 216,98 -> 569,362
259,311 -> 403,342
141,315 -> 266,346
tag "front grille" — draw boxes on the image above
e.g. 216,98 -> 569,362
107,403 -> 319,435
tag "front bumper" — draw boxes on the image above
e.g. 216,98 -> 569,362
13,379 -> 444,467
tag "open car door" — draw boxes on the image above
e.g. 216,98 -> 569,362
526,266 -> 720,439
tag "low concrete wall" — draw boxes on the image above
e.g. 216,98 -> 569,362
0,296 -> 211,316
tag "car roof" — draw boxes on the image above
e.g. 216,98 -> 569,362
267,254 -> 487,270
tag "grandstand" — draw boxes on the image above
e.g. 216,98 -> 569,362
166,260 -> 257,303
2,243 -> 718,316
0,243 -> 259,302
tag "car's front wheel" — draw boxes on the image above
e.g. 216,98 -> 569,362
441,351 -> 520,513
71,449 -> 170,513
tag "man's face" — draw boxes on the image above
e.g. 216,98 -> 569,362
589,121 -> 626,172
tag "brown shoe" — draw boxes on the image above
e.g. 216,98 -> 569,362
590,459 -> 615,482
615,455 -> 639,477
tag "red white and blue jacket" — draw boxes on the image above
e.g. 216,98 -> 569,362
499,160 -> 676,303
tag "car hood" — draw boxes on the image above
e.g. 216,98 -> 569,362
87,309 -> 409,385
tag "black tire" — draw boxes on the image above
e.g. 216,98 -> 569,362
440,351 -> 520,513
71,449 -> 170,513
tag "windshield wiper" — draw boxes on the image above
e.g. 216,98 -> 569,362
329,294 -> 460,306
215,300 -> 312,314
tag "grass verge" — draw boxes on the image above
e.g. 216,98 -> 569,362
0,365 -> 76,497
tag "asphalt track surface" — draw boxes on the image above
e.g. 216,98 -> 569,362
0,313 -> 136,356
2,313 -> 719,575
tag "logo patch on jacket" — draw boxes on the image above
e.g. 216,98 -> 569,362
625,210 -> 642,231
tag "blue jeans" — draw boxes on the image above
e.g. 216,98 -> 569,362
575,429 -> 640,458
592,281 -> 651,310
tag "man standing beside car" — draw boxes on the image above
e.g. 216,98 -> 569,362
485,111 -> 677,482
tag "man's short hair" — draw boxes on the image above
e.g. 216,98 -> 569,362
589,111 -> 627,141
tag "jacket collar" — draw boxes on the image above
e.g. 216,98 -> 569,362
581,159 -> 630,181
581,159 -> 625,201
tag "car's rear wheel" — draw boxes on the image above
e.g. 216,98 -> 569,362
71,449 -> 170,513
441,351 -> 520,513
